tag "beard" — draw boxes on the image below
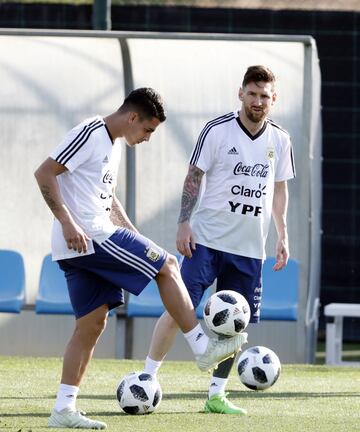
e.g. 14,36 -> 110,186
244,105 -> 267,124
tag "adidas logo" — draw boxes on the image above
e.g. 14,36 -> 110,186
102,155 -> 109,163
196,332 -> 204,341
228,147 -> 238,155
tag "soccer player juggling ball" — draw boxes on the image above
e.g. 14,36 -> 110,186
34,88 -> 246,429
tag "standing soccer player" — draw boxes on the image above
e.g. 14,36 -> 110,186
34,88 -> 247,429
144,66 -> 296,414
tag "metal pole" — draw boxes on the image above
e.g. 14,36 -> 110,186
92,0 -> 112,30
119,37 -> 135,359
119,38 -> 136,225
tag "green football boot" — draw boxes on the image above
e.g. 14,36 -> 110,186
204,393 -> 247,415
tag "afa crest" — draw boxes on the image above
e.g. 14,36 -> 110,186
266,147 -> 275,160
146,247 -> 161,262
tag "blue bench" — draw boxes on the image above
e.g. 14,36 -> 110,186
0,249 -> 26,313
35,254 -> 74,314
35,254 -> 117,316
127,257 -> 299,321
127,253 -> 210,319
261,257 -> 299,321
127,279 -> 211,319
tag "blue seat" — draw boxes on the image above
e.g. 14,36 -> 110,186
0,249 -> 25,313
127,256 -> 299,322
36,254 -> 74,314
127,279 -> 211,319
261,257 -> 299,321
127,254 -> 211,319
36,254 -> 117,316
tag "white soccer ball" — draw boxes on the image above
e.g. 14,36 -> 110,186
237,346 -> 281,390
203,290 -> 250,337
116,371 -> 162,415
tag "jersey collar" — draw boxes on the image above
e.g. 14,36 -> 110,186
236,116 -> 268,141
104,122 -> 115,144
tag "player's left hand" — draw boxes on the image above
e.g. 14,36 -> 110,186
176,221 -> 196,258
273,237 -> 289,271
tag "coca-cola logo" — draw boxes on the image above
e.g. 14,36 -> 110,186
102,170 -> 113,184
233,162 -> 269,178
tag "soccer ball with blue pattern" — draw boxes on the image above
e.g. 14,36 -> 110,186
203,290 -> 250,337
116,371 -> 162,415
237,346 -> 281,390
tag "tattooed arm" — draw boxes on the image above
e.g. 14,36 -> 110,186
176,164 -> 204,258
34,157 -> 90,253
110,192 -> 138,232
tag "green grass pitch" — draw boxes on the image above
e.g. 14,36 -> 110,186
0,356 -> 359,432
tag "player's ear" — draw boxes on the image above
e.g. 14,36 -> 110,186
271,91 -> 277,105
239,87 -> 244,102
128,111 -> 138,124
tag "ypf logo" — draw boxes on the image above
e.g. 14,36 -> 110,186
228,201 -> 262,216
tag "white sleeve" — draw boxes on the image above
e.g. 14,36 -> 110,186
50,120 -> 99,172
188,123 -> 217,172
275,135 -> 296,182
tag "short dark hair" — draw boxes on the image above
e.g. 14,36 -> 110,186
121,87 -> 166,122
242,65 -> 276,90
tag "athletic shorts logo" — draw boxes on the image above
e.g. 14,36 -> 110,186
146,247 -> 161,262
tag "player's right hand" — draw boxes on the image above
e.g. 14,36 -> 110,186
176,221 -> 196,258
62,220 -> 91,253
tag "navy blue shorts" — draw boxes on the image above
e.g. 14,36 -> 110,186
58,228 -> 167,319
180,244 -> 262,323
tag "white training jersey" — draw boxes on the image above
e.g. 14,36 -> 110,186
189,111 -> 296,259
50,116 -> 122,260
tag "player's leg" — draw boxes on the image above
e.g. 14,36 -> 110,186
147,252 -> 242,372
204,357 -> 247,415
146,311 -> 178,362
144,249 -> 211,374
97,229 -> 247,371
49,306 -> 108,429
145,245 -> 248,375
48,262 -> 122,429
145,245 -> 249,374
144,310 -> 178,375
155,253 -> 198,333
204,253 -> 262,415
60,305 -> 109,386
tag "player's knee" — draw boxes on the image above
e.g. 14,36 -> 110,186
88,316 -> 107,343
95,315 -> 107,334
159,253 -> 179,278
77,311 -> 107,340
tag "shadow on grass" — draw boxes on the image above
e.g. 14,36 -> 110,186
166,391 -> 360,400
2,389 -> 359,404
0,410 -> 231,418
0,412 -> 49,418
228,390 -> 360,399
